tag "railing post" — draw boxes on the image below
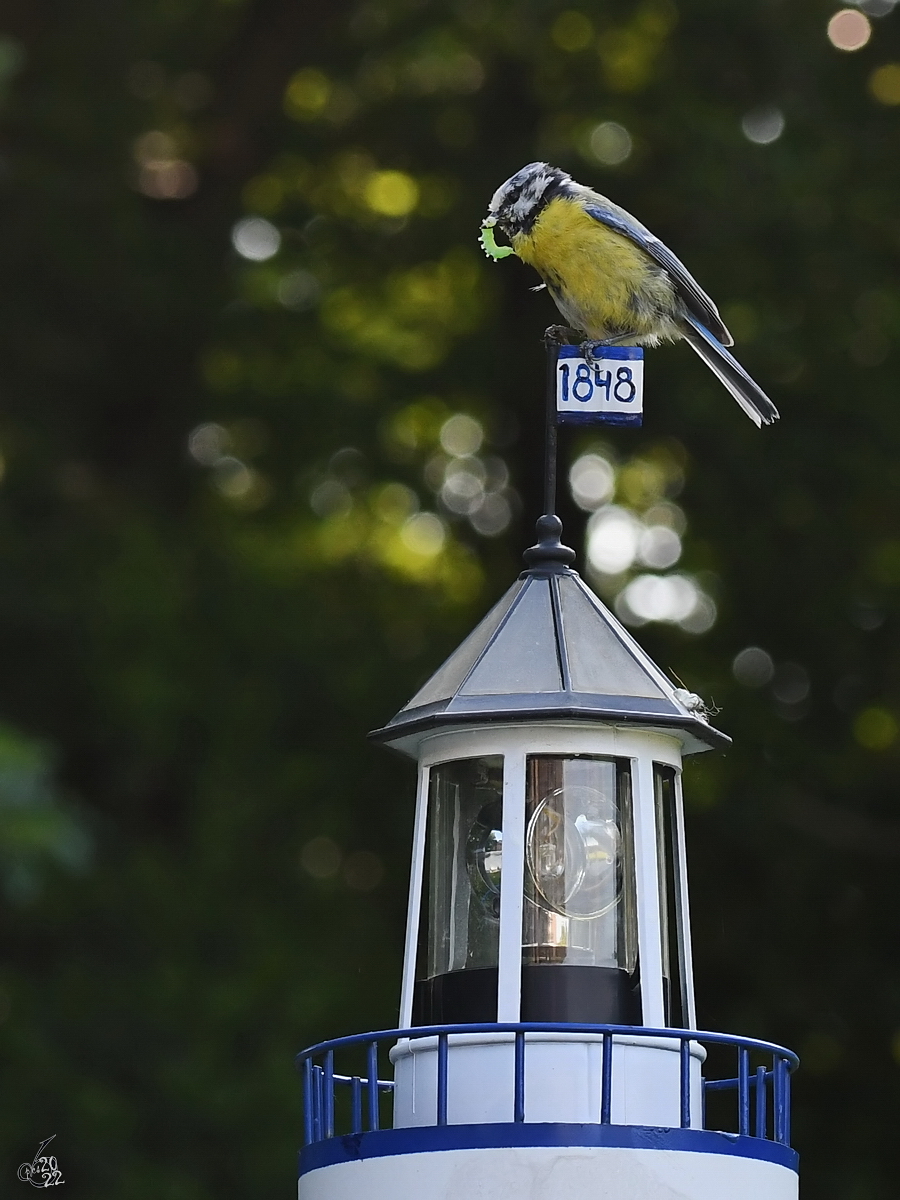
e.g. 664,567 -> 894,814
367,1041 -> 380,1131
514,1031 -> 526,1123
738,1047 -> 750,1136
302,1058 -> 315,1146
351,1075 -> 363,1135
314,1065 -> 324,1142
774,1055 -> 788,1145
755,1065 -> 767,1139
323,1050 -> 335,1138
437,1032 -> 449,1126
680,1038 -> 691,1128
600,1031 -> 613,1124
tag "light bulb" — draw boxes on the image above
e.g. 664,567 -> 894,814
526,786 -> 621,920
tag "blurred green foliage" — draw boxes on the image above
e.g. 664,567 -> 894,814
0,0 -> 900,1195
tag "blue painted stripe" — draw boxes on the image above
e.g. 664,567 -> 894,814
299,1122 -> 799,1177
558,345 -> 644,360
557,413 -> 643,426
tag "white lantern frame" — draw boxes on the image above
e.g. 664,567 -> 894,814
398,721 -> 696,1033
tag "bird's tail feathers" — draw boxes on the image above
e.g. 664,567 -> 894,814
680,314 -> 779,428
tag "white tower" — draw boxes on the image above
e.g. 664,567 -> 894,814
297,516 -> 799,1200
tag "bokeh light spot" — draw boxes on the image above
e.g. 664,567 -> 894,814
827,9 -> 872,50
139,161 -> 197,200
551,11 -> 594,51
440,413 -> 483,457
133,130 -> 198,200
617,573 -> 705,627
772,662 -> 810,706
681,593 -> 717,635
301,836 -> 342,879
284,68 -> 331,119
400,512 -> 446,556
310,480 -> 352,518
638,525 -> 681,570
570,453 -> 615,511
587,506 -> 641,575
188,422 -> 229,466
732,646 -> 775,687
133,130 -> 176,163
231,216 -> 281,261
212,456 -> 255,499
470,494 -> 512,537
441,461 -> 484,514
590,121 -> 633,165
277,270 -> 321,311
741,107 -> 785,145
364,170 -> 419,217
618,457 -> 669,508
374,482 -> 418,523
869,63 -> 900,103
854,706 -> 898,749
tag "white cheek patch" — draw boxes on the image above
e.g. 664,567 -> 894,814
488,183 -> 508,213
509,173 -> 557,220
486,163 -> 572,225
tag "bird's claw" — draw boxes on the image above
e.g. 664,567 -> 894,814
544,324 -> 579,347
580,334 -> 639,364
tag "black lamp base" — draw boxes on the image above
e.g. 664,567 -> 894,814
412,965 -> 641,1027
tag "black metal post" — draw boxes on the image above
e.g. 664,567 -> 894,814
542,327 -> 563,517
523,328 -> 576,570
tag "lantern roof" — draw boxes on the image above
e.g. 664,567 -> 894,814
371,516 -> 729,758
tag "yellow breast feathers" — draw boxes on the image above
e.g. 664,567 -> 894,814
511,197 -> 673,341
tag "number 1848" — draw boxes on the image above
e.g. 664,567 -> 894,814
555,346 -> 644,426
559,361 -> 637,405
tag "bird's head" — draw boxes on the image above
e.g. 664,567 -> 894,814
480,162 -> 572,257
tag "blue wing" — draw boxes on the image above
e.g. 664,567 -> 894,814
583,202 -> 733,347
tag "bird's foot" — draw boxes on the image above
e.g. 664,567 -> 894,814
580,333 -> 639,364
544,324 -> 580,347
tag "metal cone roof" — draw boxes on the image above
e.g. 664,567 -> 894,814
370,559 -> 729,758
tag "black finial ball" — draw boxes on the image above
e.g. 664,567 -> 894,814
536,514 -> 563,542
522,513 -> 576,571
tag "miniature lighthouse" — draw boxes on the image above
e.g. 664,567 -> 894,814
297,513 -> 799,1200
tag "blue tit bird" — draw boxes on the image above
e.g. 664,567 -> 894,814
480,162 -> 778,428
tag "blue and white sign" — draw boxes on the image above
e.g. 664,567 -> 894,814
556,345 -> 643,427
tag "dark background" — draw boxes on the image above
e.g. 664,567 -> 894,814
0,0 -> 898,1195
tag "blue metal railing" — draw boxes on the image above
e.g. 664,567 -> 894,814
296,1022 -> 798,1150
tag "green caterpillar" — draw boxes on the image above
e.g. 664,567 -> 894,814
478,222 -> 514,260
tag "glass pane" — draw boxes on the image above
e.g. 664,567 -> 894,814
460,580 -> 562,695
522,756 -> 637,971
419,756 -> 504,980
655,764 -> 687,1027
404,581 -> 523,709
558,576 -> 667,698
